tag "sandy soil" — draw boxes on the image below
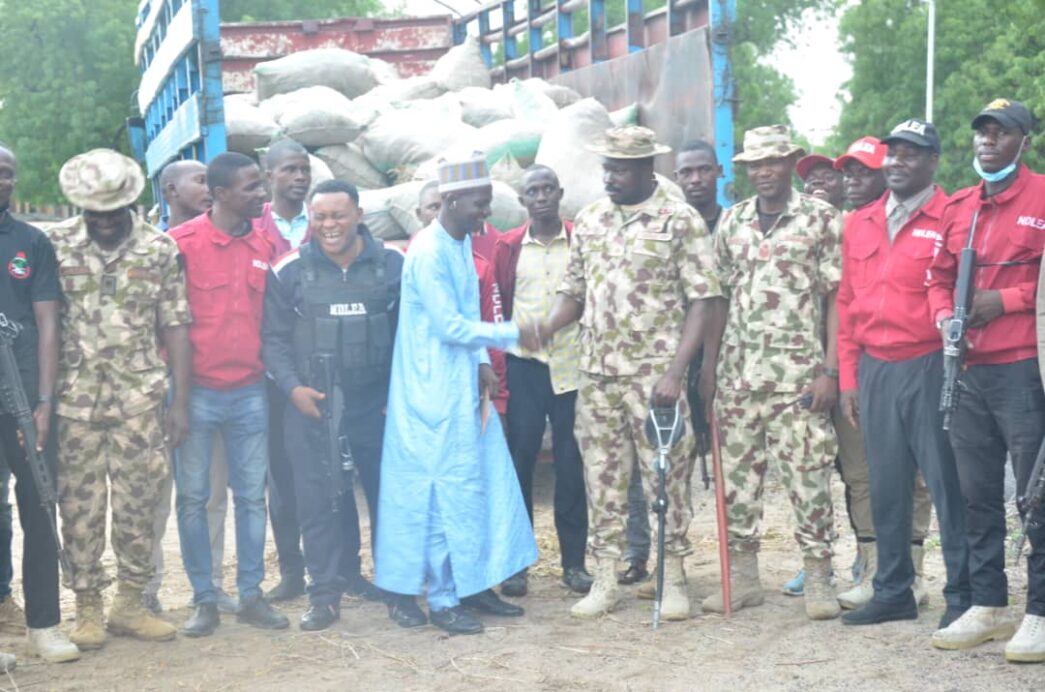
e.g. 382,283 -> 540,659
0,462 -> 1039,691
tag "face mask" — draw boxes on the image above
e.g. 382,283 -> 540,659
973,135 -> 1027,183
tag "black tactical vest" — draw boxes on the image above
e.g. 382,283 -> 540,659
291,244 -> 394,389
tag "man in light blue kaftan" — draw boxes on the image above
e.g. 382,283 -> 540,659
375,155 -> 539,635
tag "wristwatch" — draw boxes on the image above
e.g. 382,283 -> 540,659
821,367 -> 839,379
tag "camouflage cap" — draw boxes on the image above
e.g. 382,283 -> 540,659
59,148 -> 145,212
587,126 -> 672,159
733,125 -> 806,164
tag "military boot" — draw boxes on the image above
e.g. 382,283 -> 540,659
838,542 -> 877,610
107,583 -> 176,642
702,550 -> 764,614
804,556 -> 841,620
69,591 -> 106,650
570,558 -> 620,619
911,544 -> 930,606
636,563 -> 657,600
659,556 -> 691,621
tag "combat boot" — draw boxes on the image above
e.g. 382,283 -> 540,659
911,544 -> 930,606
636,563 -> 657,600
804,556 -> 841,620
932,605 -> 1016,650
838,542 -> 877,610
570,558 -> 620,619
69,591 -> 106,650
106,583 -> 176,642
0,597 -> 26,636
702,550 -> 764,614
659,556 -> 691,621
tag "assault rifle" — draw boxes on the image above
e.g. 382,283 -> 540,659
644,400 -> 685,629
309,352 -> 353,505
1013,436 -> 1045,562
0,313 -> 72,578
939,210 -> 979,431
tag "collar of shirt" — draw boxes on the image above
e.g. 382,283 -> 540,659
886,184 -> 936,221
66,212 -> 151,253
607,184 -> 679,225
732,190 -> 806,231
521,221 -> 568,246
975,163 -> 1032,205
271,206 -> 309,240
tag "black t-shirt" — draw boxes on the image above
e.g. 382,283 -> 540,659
0,212 -> 60,394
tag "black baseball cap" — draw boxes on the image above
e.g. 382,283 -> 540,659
882,118 -> 941,153
971,99 -> 1034,134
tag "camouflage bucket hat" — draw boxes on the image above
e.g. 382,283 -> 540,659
59,148 -> 145,212
733,124 -> 806,164
587,126 -> 672,159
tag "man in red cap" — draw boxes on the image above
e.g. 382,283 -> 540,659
797,153 -> 845,210
835,137 -> 888,211
928,99 -> 1045,662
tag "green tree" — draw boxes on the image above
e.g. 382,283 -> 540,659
221,0 -> 382,22
831,0 -> 1044,193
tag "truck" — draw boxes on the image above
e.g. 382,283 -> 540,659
128,0 -> 735,208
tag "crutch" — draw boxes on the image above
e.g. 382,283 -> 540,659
645,400 -> 685,629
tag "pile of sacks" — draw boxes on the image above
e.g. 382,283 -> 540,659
225,36 -> 658,240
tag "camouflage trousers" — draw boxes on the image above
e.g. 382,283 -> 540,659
575,372 -> 696,560
832,404 -> 933,542
717,388 -> 836,559
57,407 -> 168,593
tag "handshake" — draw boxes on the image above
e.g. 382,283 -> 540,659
515,320 -> 553,353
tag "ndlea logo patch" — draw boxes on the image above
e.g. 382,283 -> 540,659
7,252 -> 31,280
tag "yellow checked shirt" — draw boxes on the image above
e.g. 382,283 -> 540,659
508,225 -> 579,393
559,184 -> 722,378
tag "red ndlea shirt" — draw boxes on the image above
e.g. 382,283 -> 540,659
170,214 -> 275,389
927,166 -> 1045,365
837,187 -> 950,390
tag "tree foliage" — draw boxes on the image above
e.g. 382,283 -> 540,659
830,0 -> 1045,193
220,0 -> 381,23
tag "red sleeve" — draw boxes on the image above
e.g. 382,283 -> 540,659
836,220 -> 860,391
476,255 -> 510,413
926,205 -> 961,322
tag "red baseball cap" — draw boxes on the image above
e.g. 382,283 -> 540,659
834,136 -> 886,171
795,154 -> 835,181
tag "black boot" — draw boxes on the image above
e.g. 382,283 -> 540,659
387,594 -> 427,628
617,560 -> 648,585
430,606 -> 483,635
344,575 -> 385,602
180,603 -> 220,638
265,575 -> 306,602
938,604 -> 970,629
841,594 -> 918,626
237,594 -> 290,630
461,589 -> 524,617
563,567 -> 594,594
300,603 -> 340,631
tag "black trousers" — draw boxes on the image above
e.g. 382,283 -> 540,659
0,414 -> 61,628
267,380 -> 304,581
858,351 -> 971,608
950,358 -> 1045,616
284,396 -> 383,607
506,355 -> 587,570
0,467 -> 13,598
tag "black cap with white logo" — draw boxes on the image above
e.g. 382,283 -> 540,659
971,99 -> 1034,134
882,119 -> 941,153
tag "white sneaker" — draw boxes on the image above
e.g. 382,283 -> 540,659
932,605 -> 1016,651
27,627 -> 81,663
1005,614 -> 1045,663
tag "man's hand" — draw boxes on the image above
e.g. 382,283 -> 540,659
840,389 -> 859,429
164,401 -> 190,449
290,386 -> 325,420
479,363 -> 499,401
651,369 -> 685,407
32,402 -> 52,452
516,321 -> 541,352
968,290 -> 1004,328
805,374 -> 838,414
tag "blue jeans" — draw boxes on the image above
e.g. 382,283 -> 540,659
175,383 -> 268,604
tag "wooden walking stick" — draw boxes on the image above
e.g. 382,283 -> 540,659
710,407 -> 732,617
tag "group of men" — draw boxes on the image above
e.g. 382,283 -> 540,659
0,93 -> 1041,669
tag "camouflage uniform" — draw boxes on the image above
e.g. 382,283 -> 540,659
559,184 -> 721,560
46,213 -> 191,593
714,191 -> 842,559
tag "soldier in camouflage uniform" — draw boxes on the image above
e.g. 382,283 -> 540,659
542,127 -> 722,620
47,149 -> 192,648
701,125 -> 843,620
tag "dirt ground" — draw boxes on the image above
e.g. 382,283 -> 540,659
0,462 -> 1040,692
